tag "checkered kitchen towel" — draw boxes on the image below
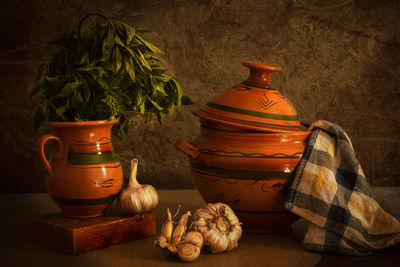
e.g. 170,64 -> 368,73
285,120 -> 400,255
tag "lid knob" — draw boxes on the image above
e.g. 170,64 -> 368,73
242,61 -> 281,86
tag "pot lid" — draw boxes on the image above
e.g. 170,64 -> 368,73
192,61 -> 306,132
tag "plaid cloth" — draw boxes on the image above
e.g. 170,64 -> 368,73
285,120 -> 400,255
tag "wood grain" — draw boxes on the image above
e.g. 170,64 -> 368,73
30,212 -> 156,255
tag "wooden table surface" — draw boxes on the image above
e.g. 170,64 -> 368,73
0,190 -> 399,267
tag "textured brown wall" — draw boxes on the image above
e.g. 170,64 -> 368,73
1,0 -> 399,192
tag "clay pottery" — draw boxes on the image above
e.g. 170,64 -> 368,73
193,61 -> 306,132
177,61 -> 311,233
176,127 -> 310,233
36,120 -> 123,218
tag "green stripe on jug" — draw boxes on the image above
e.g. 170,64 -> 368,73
50,193 -> 119,206
191,162 -> 293,180
206,102 -> 299,121
241,80 -> 279,90
68,151 -> 119,165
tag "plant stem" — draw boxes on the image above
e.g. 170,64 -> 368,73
77,13 -> 108,40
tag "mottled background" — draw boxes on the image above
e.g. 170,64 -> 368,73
1,0 -> 399,192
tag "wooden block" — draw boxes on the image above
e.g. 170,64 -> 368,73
30,212 -> 156,255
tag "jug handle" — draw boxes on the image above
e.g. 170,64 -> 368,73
36,134 -> 65,174
175,138 -> 200,159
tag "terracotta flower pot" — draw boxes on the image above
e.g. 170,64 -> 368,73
36,120 -> 123,218
176,127 -> 310,233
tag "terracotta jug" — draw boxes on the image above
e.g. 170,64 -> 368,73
36,120 -> 123,218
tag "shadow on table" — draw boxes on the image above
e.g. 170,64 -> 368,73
314,244 -> 400,267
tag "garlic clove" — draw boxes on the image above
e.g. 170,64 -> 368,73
181,231 -> 203,250
177,243 -> 201,262
161,208 -> 174,243
226,239 -> 238,252
156,205 -> 186,254
203,229 -> 229,254
171,211 -> 191,246
226,224 -> 242,251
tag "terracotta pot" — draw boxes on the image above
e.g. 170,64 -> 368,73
177,61 -> 310,232
36,120 -> 123,218
193,61 -> 306,132
176,127 -> 310,233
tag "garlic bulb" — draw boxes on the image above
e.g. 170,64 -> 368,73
192,202 -> 242,254
118,158 -> 159,214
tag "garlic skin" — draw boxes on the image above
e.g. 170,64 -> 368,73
192,203 -> 242,254
118,158 -> 159,214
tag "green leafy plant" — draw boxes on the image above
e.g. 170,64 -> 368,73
29,13 -> 192,138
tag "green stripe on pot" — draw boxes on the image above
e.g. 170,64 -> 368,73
68,151 -> 119,165
206,102 -> 298,121
50,193 -> 119,206
191,162 -> 293,180
241,80 -> 279,90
